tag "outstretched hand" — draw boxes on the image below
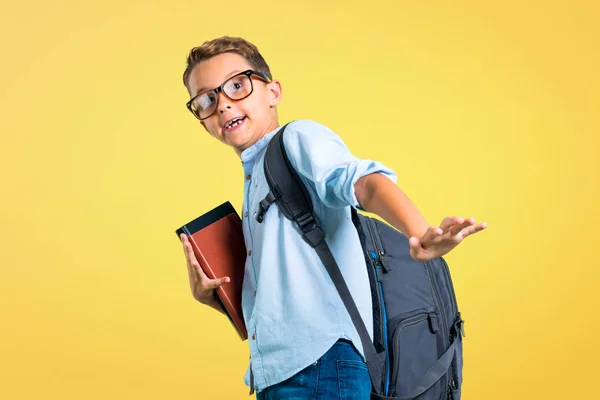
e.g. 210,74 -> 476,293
408,216 -> 488,261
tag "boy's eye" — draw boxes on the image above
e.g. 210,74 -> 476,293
225,80 -> 244,92
196,93 -> 215,109
224,76 -> 249,95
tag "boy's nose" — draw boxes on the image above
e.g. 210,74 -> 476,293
217,92 -> 233,113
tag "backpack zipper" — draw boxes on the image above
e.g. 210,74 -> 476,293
366,218 -> 391,271
425,261 -> 448,347
371,252 -> 390,396
365,218 -> 391,395
425,261 -> 450,389
390,312 -> 436,392
368,252 -> 385,350
439,257 -> 462,391
439,257 -> 458,316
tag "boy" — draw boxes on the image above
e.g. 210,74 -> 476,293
178,36 -> 487,400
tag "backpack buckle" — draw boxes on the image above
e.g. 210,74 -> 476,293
302,227 -> 325,248
255,192 -> 277,223
296,212 -> 325,248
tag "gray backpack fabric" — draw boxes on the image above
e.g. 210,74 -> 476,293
256,123 -> 466,400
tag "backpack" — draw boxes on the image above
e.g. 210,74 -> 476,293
255,123 -> 466,400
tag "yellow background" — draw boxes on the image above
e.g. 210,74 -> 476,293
1,0 -> 598,399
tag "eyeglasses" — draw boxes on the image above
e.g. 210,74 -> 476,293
186,69 -> 270,120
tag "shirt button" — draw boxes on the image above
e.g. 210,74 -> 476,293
248,250 -> 252,256
251,333 -> 256,340
244,211 -> 248,218
246,174 -> 252,180
253,290 -> 256,297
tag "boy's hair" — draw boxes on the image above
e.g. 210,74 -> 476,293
182,36 -> 273,93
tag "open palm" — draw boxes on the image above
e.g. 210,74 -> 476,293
408,216 -> 488,261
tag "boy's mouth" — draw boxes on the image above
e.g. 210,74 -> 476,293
223,116 -> 247,132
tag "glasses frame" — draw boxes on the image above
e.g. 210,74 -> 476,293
186,69 -> 271,121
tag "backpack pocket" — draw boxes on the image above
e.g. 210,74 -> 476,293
389,310 -> 446,399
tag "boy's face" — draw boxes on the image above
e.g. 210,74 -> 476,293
186,52 -> 282,156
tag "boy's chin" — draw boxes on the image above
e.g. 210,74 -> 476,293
226,131 -> 253,148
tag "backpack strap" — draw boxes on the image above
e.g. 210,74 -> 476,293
257,123 -> 386,396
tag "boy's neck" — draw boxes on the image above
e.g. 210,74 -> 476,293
235,118 -> 280,158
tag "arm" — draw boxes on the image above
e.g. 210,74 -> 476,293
279,120 -> 487,260
354,172 -> 429,239
354,173 -> 488,261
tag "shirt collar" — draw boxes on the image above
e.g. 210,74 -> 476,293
240,125 -> 281,164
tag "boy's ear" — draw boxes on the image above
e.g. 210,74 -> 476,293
267,79 -> 283,107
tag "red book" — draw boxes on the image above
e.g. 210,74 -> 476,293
175,201 -> 248,340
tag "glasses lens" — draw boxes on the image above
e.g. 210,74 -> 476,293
223,74 -> 252,100
191,91 -> 217,119
189,73 -> 256,120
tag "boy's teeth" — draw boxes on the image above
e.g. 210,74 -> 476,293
227,118 -> 244,129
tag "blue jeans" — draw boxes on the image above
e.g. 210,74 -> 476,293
256,339 -> 371,400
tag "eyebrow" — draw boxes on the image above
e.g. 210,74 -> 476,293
195,69 -> 246,96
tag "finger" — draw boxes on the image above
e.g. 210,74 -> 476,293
439,216 -> 464,232
186,258 -> 196,283
184,248 -> 200,282
409,236 -> 421,249
181,239 -> 205,278
181,234 -> 190,256
182,238 -> 198,265
180,233 -> 191,250
449,218 -> 476,235
180,235 -> 195,274
459,222 -> 488,239
188,255 -> 207,279
421,226 -> 443,246
409,237 -> 426,261
205,276 -> 231,291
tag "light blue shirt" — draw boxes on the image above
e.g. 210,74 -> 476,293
239,119 -> 397,392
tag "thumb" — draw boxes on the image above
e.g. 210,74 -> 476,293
409,237 -> 428,262
207,276 -> 231,290
409,236 -> 421,250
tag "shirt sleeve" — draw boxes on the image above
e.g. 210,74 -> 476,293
281,119 -> 398,210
